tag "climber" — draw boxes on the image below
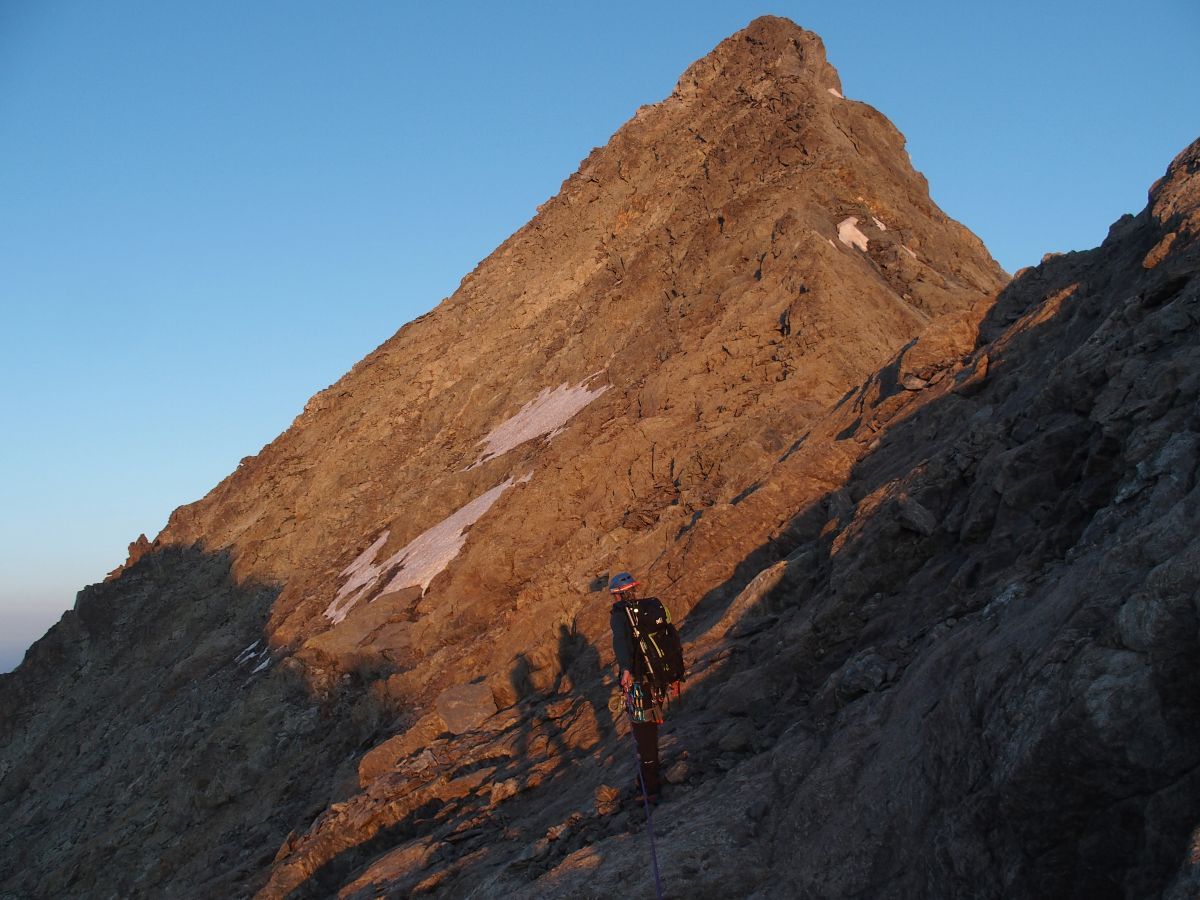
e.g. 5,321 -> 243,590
608,571 -> 685,802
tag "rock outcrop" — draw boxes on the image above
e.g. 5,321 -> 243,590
4,15 -> 1197,900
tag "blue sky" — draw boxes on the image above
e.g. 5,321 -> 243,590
1,1 -> 1197,671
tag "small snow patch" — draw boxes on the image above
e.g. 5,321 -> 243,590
251,656 -> 271,674
234,641 -> 260,664
469,377 -> 607,469
902,246 -> 918,260
322,530 -> 394,624
872,217 -> 887,231
837,217 -> 870,252
827,88 -> 844,99
324,476 -> 527,624
334,530 -> 391,612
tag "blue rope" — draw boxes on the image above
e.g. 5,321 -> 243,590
625,690 -> 665,900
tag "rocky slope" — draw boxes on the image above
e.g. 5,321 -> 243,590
6,14 -> 1197,900
152,14 -> 1001,694
0,18 -> 1003,897
238,137 -> 1200,900
3,16 -> 1005,896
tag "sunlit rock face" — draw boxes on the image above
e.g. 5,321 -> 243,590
150,14 -> 1005,704
11,16 -> 1200,900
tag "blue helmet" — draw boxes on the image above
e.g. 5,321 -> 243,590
609,571 -> 639,593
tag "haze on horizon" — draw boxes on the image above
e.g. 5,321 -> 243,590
2,0 -> 1197,672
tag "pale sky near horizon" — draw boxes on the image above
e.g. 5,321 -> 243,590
2,1 -> 1197,672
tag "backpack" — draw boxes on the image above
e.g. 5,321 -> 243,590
623,597 -> 685,696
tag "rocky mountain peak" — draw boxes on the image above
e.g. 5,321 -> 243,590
136,14 -> 1005,686
670,16 -> 842,101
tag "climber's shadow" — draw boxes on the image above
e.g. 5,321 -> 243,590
556,622 -> 617,746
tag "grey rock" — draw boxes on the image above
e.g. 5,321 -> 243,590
834,650 -> 887,701
717,721 -> 755,753
712,668 -> 767,716
746,799 -> 770,821
897,496 -> 938,536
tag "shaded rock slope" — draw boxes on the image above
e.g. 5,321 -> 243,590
5,15 -> 1197,900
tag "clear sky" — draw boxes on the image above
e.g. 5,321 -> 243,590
1,1 -> 1197,672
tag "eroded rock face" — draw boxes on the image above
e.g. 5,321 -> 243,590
7,15 -> 1197,900
245,138 -> 1199,899
152,14 -> 1004,707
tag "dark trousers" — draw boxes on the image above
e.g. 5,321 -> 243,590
632,721 -> 660,796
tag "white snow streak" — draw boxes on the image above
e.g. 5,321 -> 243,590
837,217 -> 870,252
234,641 -> 260,664
322,531 -> 392,624
469,378 -> 607,469
378,476 -> 525,596
251,656 -> 271,674
902,246 -> 918,260
323,476 -> 527,624
827,87 -> 844,99
872,217 -> 887,231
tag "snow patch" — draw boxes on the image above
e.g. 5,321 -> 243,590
377,477 -> 522,596
469,377 -> 608,469
251,656 -> 271,674
872,217 -> 887,231
234,641 -> 260,664
323,476 -> 527,624
340,530 -> 392,598
837,217 -> 870,252
902,246 -> 918,260
827,88 -> 844,99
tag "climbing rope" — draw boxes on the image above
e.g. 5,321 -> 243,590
624,690 -> 665,900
